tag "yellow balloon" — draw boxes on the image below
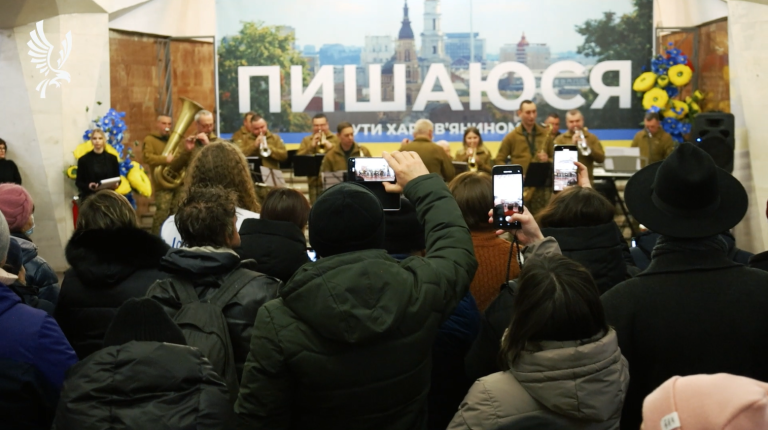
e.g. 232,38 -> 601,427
115,176 -> 132,195
633,72 -> 658,93
127,161 -> 153,197
73,140 -> 121,160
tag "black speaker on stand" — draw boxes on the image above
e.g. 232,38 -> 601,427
690,112 -> 735,173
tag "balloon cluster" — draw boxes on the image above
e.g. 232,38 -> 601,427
633,43 -> 705,143
67,108 -> 153,206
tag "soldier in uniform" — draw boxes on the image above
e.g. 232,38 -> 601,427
631,112 -> 675,168
297,114 -> 339,204
321,122 -> 371,174
142,114 -> 173,235
398,119 -> 455,182
237,116 -> 288,203
167,110 -> 224,214
554,109 -> 605,183
232,111 -> 257,144
544,113 -> 561,139
494,100 -> 554,215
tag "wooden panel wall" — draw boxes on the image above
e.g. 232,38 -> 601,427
109,30 -> 215,216
697,19 -> 730,113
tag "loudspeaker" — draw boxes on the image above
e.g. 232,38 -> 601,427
691,112 -> 735,173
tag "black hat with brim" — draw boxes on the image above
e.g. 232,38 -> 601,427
624,142 -> 748,239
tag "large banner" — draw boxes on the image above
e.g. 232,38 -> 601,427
216,0 -> 652,143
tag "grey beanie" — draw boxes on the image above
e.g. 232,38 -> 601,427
0,211 -> 9,265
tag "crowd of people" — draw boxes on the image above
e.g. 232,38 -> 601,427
1,105 -> 768,430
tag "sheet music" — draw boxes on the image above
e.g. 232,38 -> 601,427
259,166 -> 286,188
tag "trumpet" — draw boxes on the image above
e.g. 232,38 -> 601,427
316,132 -> 328,154
577,127 -> 591,157
467,147 -> 478,172
258,133 -> 272,158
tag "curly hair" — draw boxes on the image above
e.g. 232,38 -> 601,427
175,186 -> 237,248
182,142 -> 260,212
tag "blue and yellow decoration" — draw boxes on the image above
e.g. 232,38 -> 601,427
634,43 -> 705,143
66,108 -> 152,206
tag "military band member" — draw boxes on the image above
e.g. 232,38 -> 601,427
236,116 -> 287,169
232,111 -> 257,144
142,114 -> 173,235
398,119 -> 455,182
454,127 -> 492,174
298,114 -> 339,204
494,100 -> 554,215
631,112 -> 675,168
320,121 -> 371,173
554,109 -> 605,183
544,112 -> 561,139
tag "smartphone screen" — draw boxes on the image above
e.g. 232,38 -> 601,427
348,157 -> 396,183
306,248 -> 318,262
347,158 -> 401,211
492,165 -> 524,229
553,145 -> 578,192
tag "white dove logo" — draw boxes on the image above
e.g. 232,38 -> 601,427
27,20 -> 72,99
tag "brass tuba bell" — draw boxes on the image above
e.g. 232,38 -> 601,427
153,97 -> 204,190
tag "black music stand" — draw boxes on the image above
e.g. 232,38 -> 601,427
245,156 -> 264,183
523,162 -> 553,188
453,161 -> 469,175
280,149 -> 297,170
294,155 -> 325,200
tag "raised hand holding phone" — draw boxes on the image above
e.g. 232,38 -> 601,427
486,207 -> 545,246
492,165 -> 524,229
381,151 -> 430,194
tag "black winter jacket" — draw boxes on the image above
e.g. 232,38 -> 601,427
236,219 -> 309,282
234,174 -> 478,430
602,241 -> 768,430
541,222 -> 633,294
52,341 -> 232,430
56,228 -> 169,359
13,236 -> 60,305
147,247 -> 281,379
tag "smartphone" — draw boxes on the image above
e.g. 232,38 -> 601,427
306,248 -> 318,262
553,145 -> 579,193
348,157 -> 396,183
347,158 -> 401,211
492,165 -> 524,229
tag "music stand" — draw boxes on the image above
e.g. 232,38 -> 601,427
524,162 -> 553,188
280,149 -> 297,170
453,161 -> 469,175
294,155 -> 325,199
245,156 -> 263,183
322,170 -> 347,191
259,166 -> 286,188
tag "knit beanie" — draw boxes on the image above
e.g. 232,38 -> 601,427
0,211 -> 9,266
103,298 -> 187,347
384,197 -> 425,254
642,373 -> 768,430
4,239 -> 22,275
0,184 -> 33,232
309,182 -> 385,257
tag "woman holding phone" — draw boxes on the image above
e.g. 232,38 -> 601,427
76,129 -> 120,201
454,127 -> 493,174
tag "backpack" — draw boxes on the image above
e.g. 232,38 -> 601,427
160,268 -> 261,402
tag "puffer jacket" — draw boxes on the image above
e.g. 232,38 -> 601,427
449,329 -> 629,430
236,218 -> 309,283
56,228 -> 170,359
541,222 -> 633,294
12,237 -> 60,304
234,174 -> 478,430
147,247 -> 281,379
52,341 -> 232,430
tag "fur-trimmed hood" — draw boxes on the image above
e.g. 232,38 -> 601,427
65,228 -> 169,287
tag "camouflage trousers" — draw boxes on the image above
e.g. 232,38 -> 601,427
151,189 -> 174,236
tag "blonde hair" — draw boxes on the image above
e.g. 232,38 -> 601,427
90,128 -> 107,142
76,190 -> 136,230
183,142 -> 260,212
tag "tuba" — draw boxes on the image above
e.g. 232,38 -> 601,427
577,127 -> 592,157
153,97 -> 204,190
467,147 -> 478,172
